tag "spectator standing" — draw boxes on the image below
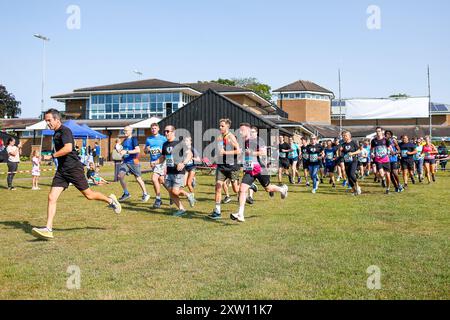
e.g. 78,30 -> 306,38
6,138 -> 21,190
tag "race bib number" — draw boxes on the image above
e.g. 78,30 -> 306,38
244,155 -> 254,171
344,153 -> 353,163
150,147 -> 161,156
401,150 -> 409,157
166,154 -> 175,167
279,152 -> 286,159
309,153 -> 318,162
375,146 -> 388,158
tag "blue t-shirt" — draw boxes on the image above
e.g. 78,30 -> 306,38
288,143 -> 300,159
95,145 -> 101,156
364,145 -> 371,162
389,141 -> 398,163
145,134 -> 167,162
324,147 -> 337,165
122,137 -> 139,164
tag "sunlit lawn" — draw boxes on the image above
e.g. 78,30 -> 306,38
0,162 -> 449,299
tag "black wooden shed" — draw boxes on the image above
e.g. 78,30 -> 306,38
158,89 -> 291,155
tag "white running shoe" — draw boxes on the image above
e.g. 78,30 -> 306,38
187,193 -> 196,208
281,184 -> 288,199
142,193 -> 150,203
108,194 -> 122,214
230,213 -> 245,222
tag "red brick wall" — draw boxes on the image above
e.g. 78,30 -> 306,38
277,99 -> 331,124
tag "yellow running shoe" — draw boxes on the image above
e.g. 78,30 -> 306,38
32,227 -> 54,240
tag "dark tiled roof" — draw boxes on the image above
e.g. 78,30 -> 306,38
0,118 -> 41,130
184,82 -> 250,93
273,80 -> 334,95
51,92 -> 89,99
301,123 -> 341,138
74,79 -> 188,92
264,117 -> 303,126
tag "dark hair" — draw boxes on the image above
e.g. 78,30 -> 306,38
239,122 -> 251,128
44,108 -> 61,120
385,130 -> 393,136
376,126 -> 383,131
219,119 -> 231,126
7,137 -> 15,145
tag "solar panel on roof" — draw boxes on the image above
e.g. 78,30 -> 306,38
430,103 -> 449,112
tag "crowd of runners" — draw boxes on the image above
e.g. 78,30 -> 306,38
21,109 -> 449,240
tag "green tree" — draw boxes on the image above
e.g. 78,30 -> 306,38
212,78 -> 237,86
0,85 -> 21,118
212,77 -> 272,102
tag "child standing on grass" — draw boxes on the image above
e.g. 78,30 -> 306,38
31,150 -> 41,190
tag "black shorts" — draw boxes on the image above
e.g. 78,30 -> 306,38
390,161 -> 399,171
279,159 -> 290,169
242,173 -> 271,188
336,156 -> 344,164
52,166 -> 89,191
289,157 -> 299,165
375,162 -> 391,172
424,159 -> 436,165
358,161 -> 368,167
325,163 -> 336,173
185,165 -> 196,172
401,160 -> 414,171
302,159 -> 309,170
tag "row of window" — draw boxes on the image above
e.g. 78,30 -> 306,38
91,113 -> 164,120
89,103 -> 178,114
278,93 -> 331,101
182,93 -> 196,104
20,128 -> 147,137
91,92 -> 183,105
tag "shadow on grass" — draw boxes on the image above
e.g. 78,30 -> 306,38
120,204 -> 238,226
0,220 -> 106,236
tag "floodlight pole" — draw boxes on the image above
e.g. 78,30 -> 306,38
34,34 -> 50,119
427,65 -> 432,137
338,68 -> 342,135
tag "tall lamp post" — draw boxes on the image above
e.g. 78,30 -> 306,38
34,34 -> 50,119
338,68 -> 342,136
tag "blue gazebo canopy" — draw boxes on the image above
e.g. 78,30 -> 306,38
42,120 -> 106,139
80,124 -> 107,139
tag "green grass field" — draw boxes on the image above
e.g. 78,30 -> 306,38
0,162 -> 449,300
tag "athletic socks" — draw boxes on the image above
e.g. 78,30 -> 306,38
238,205 -> 245,216
215,203 -> 221,214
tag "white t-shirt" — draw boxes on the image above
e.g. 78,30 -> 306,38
358,148 -> 368,163
7,146 -> 20,163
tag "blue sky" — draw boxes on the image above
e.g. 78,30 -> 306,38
1,0 -> 449,118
